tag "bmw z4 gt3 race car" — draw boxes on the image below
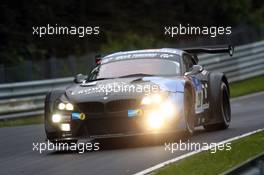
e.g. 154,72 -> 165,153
45,46 -> 234,143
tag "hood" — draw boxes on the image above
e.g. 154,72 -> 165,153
64,76 -> 185,103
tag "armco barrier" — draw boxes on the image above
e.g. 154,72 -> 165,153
199,40 -> 264,82
0,78 -> 73,119
0,40 -> 263,119
223,152 -> 264,175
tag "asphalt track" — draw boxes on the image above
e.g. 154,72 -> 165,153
0,92 -> 263,175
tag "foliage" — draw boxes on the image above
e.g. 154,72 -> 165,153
0,0 -> 264,65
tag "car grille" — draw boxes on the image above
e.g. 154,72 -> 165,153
76,99 -> 140,114
105,99 -> 140,112
82,118 -> 143,135
77,102 -> 104,114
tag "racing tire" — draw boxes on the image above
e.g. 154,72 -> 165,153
184,88 -> 195,134
203,73 -> 231,131
50,140 -> 78,145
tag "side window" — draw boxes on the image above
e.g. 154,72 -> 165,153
183,54 -> 194,72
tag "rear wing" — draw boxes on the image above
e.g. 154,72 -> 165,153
183,45 -> 234,64
184,45 -> 234,55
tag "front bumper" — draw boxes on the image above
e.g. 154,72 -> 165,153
45,93 -> 185,141
46,108 -> 184,141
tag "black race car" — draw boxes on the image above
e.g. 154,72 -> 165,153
44,46 -> 234,143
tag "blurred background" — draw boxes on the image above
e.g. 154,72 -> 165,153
0,0 -> 264,83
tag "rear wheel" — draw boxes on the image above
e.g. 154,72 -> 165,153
204,73 -> 231,131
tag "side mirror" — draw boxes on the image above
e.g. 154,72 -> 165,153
74,74 -> 87,83
185,65 -> 203,76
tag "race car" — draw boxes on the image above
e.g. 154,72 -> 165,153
44,46 -> 233,143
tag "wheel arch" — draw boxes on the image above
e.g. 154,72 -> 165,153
184,80 -> 195,102
44,89 -> 65,139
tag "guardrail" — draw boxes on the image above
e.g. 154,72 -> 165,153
0,77 -> 73,119
0,40 -> 264,119
223,152 -> 264,175
199,40 -> 264,82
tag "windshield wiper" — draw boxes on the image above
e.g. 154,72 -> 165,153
117,73 -> 155,78
87,77 -> 115,82
87,73 -> 155,82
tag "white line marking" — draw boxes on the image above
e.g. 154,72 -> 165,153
134,128 -> 264,175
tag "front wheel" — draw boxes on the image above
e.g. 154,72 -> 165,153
50,139 -> 78,146
185,88 -> 195,134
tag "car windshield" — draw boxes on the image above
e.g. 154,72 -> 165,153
88,58 -> 181,81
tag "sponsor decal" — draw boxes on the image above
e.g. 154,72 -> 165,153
128,109 -> 143,117
71,112 -> 86,120
102,52 -> 180,64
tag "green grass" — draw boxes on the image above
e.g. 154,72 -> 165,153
155,130 -> 264,175
0,75 -> 263,128
0,115 -> 43,128
230,75 -> 264,97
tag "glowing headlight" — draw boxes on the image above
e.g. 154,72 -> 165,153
141,94 -> 163,105
58,103 -> 66,110
52,114 -> 62,123
160,102 -> 176,119
141,96 -> 152,105
152,94 -> 162,103
60,123 -> 70,131
57,102 -> 74,111
147,111 -> 164,129
65,103 -> 74,110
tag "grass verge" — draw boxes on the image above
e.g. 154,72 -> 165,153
230,75 -> 264,97
0,75 -> 263,128
0,115 -> 43,128
155,130 -> 264,175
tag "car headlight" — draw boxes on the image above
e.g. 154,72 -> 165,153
145,100 -> 177,130
141,96 -> 152,105
141,93 -> 166,105
60,123 -> 71,131
58,103 -> 66,110
65,103 -> 74,110
57,102 -> 74,111
146,111 -> 164,129
51,113 -> 71,123
52,114 -> 62,123
159,101 -> 176,119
